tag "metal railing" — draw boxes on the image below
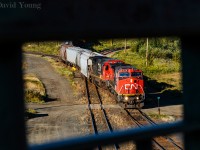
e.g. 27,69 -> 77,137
30,121 -> 188,150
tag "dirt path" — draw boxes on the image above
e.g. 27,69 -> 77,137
24,54 -> 90,145
24,54 -> 76,104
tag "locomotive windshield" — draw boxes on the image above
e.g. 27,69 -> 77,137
131,72 -> 142,77
119,72 -> 130,77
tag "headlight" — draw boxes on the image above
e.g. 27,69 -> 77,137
136,96 -> 139,100
124,96 -> 129,101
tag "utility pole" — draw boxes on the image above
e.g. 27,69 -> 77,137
146,38 -> 149,67
111,39 -> 113,47
157,97 -> 160,115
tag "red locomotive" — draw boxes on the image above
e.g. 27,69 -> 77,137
88,56 -> 145,108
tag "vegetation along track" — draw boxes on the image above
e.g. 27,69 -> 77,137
124,109 -> 183,150
85,77 -> 119,150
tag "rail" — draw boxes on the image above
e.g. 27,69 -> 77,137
85,78 -> 119,150
138,109 -> 183,149
94,85 -> 119,150
125,109 -> 182,150
84,77 -> 101,150
125,110 -> 164,150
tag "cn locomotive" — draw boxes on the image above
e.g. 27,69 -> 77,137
60,41 -> 145,108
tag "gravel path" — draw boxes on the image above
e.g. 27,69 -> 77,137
24,54 -> 75,104
24,54 -> 90,145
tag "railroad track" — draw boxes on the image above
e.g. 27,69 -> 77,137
124,109 -> 183,150
85,77 -> 119,150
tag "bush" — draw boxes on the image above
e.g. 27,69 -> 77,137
112,49 -> 181,76
24,90 -> 45,103
173,50 -> 181,62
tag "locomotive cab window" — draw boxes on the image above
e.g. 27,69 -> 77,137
131,72 -> 142,77
119,72 -> 130,77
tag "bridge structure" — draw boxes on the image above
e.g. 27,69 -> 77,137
0,0 -> 200,149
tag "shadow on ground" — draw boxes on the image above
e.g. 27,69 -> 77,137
143,76 -> 183,109
25,113 -> 48,119
45,97 -> 58,102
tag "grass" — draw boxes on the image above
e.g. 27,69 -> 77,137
112,49 -> 181,75
148,113 -> 175,122
44,57 -> 74,81
25,108 -> 38,119
22,41 -> 61,55
148,113 -> 168,119
24,74 -> 46,103
43,57 -> 83,96
26,108 -> 37,114
151,72 -> 182,91
93,39 -> 134,52
112,49 -> 182,92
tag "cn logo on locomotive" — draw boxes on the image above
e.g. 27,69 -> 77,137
124,84 -> 138,90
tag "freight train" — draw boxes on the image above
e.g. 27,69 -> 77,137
60,41 -> 145,108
